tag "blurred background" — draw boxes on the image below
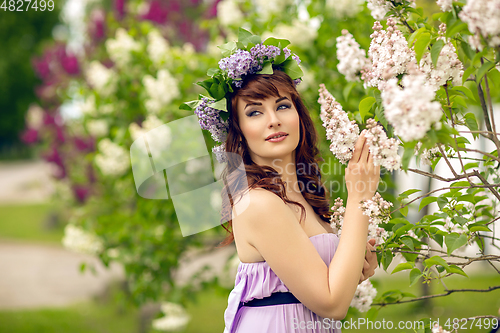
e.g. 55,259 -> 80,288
0,0 -> 499,332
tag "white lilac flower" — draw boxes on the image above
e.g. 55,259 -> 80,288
147,30 -> 171,67
318,84 -> 360,164
336,30 -> 370,82
85,61 -> 117,97
105,28 -> 142,68
62,224 -> 104,255
129,114 -> 164,141
330,197 -> 345,235
459,0 -> 500,50
151,302 -> 190,332
367,0 -> 416,20
99,104 -> 114,115
26,104 -> 44,130
217,0 -> 244,27
364,118 -> 402,171
419,25 -> 464,90
79,94 -> 96,116
381,69 -> 442,142
326,0 -> 364,18
362,19 -> 417,91
331,193 -> 391,244
85,119 -> 109,137
359,193 -> 392,244
269,20 -> 318,48
143,69 -> 180,114
432,324 -> 452,333
253,0 -> 294,21
437,0 -> 454,11
350,279 -> 377,312
415,142 -> 443,166
95,138 -> 130,176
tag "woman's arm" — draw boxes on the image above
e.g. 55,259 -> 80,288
232,131 -> 380,320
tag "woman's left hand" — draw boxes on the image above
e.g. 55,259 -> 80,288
358,238 -> 378,284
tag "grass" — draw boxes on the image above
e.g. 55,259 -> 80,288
0,203 -> 65,245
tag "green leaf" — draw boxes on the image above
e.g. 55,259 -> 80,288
477,61 -> 495,83
468,224 -> 492,232
437,197 -> 448,210
401,237 -> 415,251
409,268 -> 422,286
446,22 -> 468,38
391,262 -> 414,274
402,145 -> 415,170
424,255 -> 450,270
343,82 -> 356,101
359,97 -> 376,121
256,61 -> 273,75
218,41 -> 237,57
454,86 -> 476,102
263,37 -> 290,49
366,307 -> 379,321
281,59 -> 303,80
382,249 -> 393,271
445,233 -> 468,255
419,196 -> 437,211
398,189 -> 421,202
374,105 -> 388,128
237,28 -> 261,47
211,98 -> 227,112
431,39 -> 445,67
462,66 -> 476,84
207,68 -> 220,76
453,216 -> 468,226
400,204 -> 409,217
180,100 -> 202,111
449,264 -> 468,277
414,33 -> 431,63
460,40 -> 475,60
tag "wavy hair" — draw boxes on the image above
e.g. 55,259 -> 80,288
217,69 -> 333,247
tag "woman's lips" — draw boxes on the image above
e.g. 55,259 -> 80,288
266,134 -> 288,142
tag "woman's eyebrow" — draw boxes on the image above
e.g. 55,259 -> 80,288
244,96 -> 290,110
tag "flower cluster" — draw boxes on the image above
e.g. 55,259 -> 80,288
194,97 -> 229,143
326,0 -> 365,18
459,0 -> 500,50
432,324 -> 452,333
415,142 -> 443,166
336,30 -> 369,82
366,0 -> 415,20
330,197 -> 345,235
217,0 -> 244,27
364,118 -> 402,171
419,25 -> 464,90
105,28 -> 141,68
381,69 -> 442,142
85,61 -> 117,97
330,193 -> 392,245
436,0 -> 454,12
95,138 -> 130,177
151,302 -> 191,332
129,114 -> 164,141
362,19 -> 416,91
359,193 -> 392,244
147,29 -> 171,67
62,224 -> 104,255
318,84 -> 360,164
143,69 -> 180,114
350,279 -> 378,312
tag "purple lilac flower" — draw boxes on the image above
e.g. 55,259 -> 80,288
212,145 -> 227,164
283,47 -> 291,59
250,44 -> 281,64
194,98 -> 229,143
292,54 -> 301,65
293,78 -> 302,86
218,49 -> 261,80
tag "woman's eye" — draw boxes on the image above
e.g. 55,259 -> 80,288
248,111 -> 260,117
278,104 -> 291,110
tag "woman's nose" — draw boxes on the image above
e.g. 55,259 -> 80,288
267,110 -> 281,128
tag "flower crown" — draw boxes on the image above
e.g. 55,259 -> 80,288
180,28 -> 304,163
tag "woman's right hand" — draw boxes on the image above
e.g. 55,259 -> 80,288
345,130 -> 381,200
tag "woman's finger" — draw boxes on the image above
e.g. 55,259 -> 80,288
360,138 -> 370,163
351,130 -> 366,164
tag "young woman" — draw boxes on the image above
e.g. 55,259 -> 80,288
218,69 -> 380,333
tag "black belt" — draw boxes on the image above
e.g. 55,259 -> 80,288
240,292 -> 301,307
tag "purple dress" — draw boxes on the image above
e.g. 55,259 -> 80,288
223,233 -> 342,333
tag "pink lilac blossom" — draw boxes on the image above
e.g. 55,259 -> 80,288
329,197 -> 345,235
336,30 -> 369,82
381,69 -> 443,142
459,0 -> 500,50
362,19 -> 417,91
432,324 -> 451,333
364,118 -> 401,171
419,24 -> 464,90
350,279 -> 377,312
318,84 -> 360,164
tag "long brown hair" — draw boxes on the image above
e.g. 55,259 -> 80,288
217,69 -> 332,247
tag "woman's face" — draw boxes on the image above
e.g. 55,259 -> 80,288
236,89 -> 300,165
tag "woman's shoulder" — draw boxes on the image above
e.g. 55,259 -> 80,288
232,187 -> 289,226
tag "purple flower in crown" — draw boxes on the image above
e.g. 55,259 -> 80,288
218,49 -> 260,81
250,44 -> 281,64
194,97 -> 229,143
